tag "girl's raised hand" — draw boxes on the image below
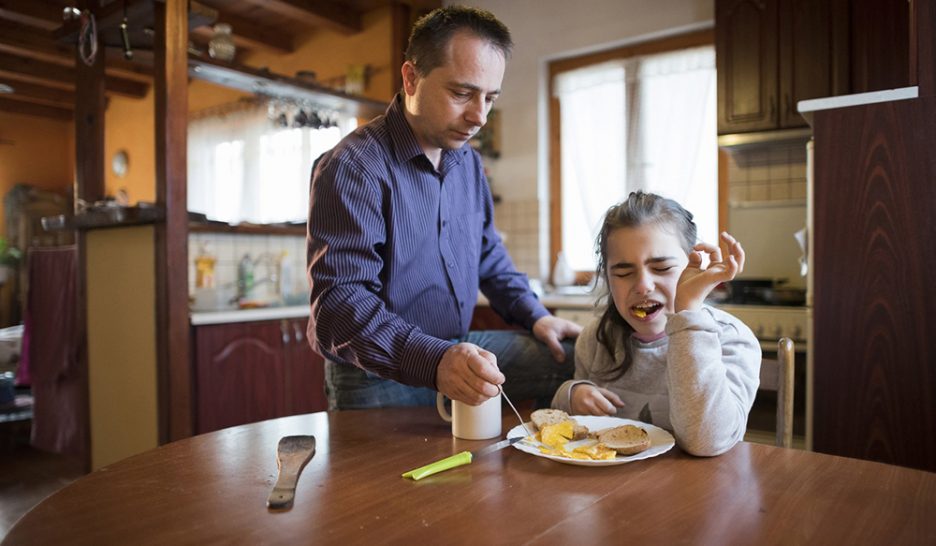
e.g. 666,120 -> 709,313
675,232 -> 745,312
570,384 -> 625,416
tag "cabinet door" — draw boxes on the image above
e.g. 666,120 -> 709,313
778,0 -> 849,127
285,319 -> 327,415
194,321 -> 287,433
716,0 -> 779,133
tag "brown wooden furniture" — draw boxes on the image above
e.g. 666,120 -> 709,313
715,0 -> 849,133
758,337 -> 795,448
5,408 -> 936,545
192,318 -> 326,433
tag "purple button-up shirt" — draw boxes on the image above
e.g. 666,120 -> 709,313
307,96 -> 548,389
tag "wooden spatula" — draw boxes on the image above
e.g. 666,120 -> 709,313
267,435 -> 316,510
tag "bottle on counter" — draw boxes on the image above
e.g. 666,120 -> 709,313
278,251 -> 293,303
194,243 -> 216,289
552,251 -> 575,288
237,253 -> 254,300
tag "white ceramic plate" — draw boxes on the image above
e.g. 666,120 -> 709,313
507,415 -> 676,466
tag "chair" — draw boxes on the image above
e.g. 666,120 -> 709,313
758,338 -> 795,448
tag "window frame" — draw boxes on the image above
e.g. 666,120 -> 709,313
548,28 -> 722,283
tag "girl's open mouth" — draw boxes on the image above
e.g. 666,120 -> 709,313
631,302 -> 663,319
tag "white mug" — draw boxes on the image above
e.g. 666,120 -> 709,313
436,392 -> 502,440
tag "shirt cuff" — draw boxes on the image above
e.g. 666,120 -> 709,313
510,294 -> 550,330
399,331 -> 454,389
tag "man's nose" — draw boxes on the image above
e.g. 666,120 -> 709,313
465,98 -> 487,127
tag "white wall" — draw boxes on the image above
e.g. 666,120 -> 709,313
444,0 -> 713,278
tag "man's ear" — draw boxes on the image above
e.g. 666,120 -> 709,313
401,61 -> 419,96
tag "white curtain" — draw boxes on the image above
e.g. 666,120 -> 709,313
554,45 -> 717,271
188,104 -> 356,224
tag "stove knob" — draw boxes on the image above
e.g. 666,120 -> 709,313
792,325 -> 803,341
773,325 -> 784,339
755,324 -> 765,338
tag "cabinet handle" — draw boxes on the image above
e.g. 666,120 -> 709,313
769,96 -> 776,122
281,321 -> 290,345
293,323 -> 304,343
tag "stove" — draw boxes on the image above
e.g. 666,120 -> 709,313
714,304 -> 809,352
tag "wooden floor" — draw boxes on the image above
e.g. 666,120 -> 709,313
0,421 -> 86,540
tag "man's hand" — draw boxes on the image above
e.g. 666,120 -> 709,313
570,384 -> 624,415
675,232 -> 746,312
436,342 -> 505,405
532,315 -> 582,363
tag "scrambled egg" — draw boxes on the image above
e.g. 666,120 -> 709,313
535,420 -> 616,461
633,308 -> 647,318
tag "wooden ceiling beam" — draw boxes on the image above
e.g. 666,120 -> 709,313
190,11 -> 294,55
0,1 -> 61,31
0,96 -> 72,120
0,20 -> 152,83
0,80 -> 75,108
0,52 -> 148,98
239,0 -> 362,35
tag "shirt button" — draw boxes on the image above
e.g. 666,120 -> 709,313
460,302 -> 465,308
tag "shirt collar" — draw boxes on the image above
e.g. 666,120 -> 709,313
386,94 -> 469,170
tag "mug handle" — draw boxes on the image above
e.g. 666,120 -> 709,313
436,392 -> 452,422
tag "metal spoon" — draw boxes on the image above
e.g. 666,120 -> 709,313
499,386 -> 535,438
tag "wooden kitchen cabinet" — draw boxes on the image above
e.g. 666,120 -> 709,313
811,95 -> 936,473
193,318 -> 326,434
716,0 -> 848,133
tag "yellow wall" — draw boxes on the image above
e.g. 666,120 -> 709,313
104,90 -> 156,204
0,112 -> 74,230
86,226 -> 158,469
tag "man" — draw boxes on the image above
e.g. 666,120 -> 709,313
307,6 -> 581,409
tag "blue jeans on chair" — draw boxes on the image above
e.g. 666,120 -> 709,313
324,330 -> 575,410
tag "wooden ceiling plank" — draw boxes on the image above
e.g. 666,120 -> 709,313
0,51 -> 148,98
0,80 -> 75,107
240,0 -> 362,35
190,11 -> 294,55
0,96 -> 72,120
0,1 -> 61,31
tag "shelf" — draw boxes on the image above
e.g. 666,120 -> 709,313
189,222 -> 305,236
42,205 -> 165,232
188,56 -> 387,119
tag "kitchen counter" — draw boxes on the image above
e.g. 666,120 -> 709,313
190,305 -> 310,326
191,290 -> 600,327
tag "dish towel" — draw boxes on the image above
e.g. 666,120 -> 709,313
25,245 -> 87,459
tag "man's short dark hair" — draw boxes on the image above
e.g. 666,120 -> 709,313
404,5 -> 513,76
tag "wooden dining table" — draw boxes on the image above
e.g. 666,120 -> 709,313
4,407 -> 935,545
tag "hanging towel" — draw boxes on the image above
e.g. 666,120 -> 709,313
25,245 -> 87,459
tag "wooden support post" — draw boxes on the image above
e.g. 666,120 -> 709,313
154,0 -> 192,442
73,0 -> 106,472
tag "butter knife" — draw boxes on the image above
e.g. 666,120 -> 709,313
401,436 -> 524,481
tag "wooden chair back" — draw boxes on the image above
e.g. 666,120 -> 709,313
758,338 -> 795,448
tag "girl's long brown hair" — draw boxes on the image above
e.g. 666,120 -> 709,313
593,191 -> 696,381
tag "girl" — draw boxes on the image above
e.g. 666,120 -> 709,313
551,191 -> 761,456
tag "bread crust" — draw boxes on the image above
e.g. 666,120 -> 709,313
530,409 -> 587,440
597,425 -> 651,455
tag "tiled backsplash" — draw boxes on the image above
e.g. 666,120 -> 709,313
726,142 -> 808,203
188,232 -> 307,300
493,199 -> 540,278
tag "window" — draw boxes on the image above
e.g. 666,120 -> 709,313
549,30 -> 717,275
188,101 -> 357,225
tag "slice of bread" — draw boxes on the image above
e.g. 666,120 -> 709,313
597,424 -> 651,455
530,409 -> 588,440
531,409 -> 570,430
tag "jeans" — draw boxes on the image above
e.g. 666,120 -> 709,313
324,330 -> 575,410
